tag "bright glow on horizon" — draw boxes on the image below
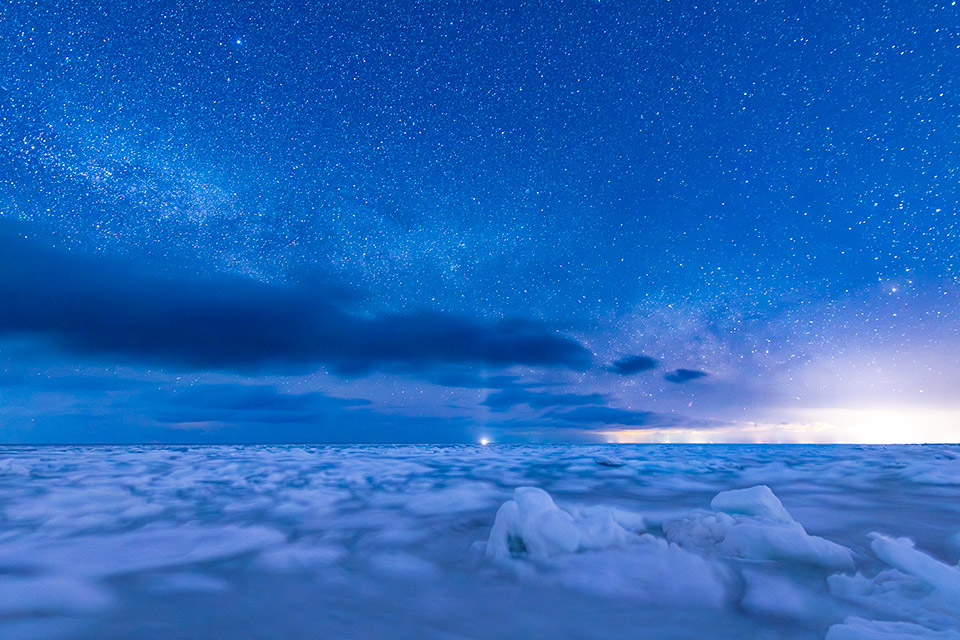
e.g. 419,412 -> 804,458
598,406 -> 960,444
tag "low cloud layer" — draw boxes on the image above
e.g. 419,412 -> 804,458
482,388 -> 608,412
0,221 -> 591,375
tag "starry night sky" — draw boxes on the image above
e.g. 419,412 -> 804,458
1,0 -> 958,443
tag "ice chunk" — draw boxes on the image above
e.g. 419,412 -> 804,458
828,535 -> 960,632
710,485 -> 792,523
830,533 -> 960,632
486,487 -> 581,560
485,487 -> 649,561
826,617 -> 960,639
868,534 -> 960,602
594,455 -> 626,468
719,517 -> 854,570
665,485 -> 854,571
662,513 -> 734,553
485,488 -> 727,606
574,506 -> 633,550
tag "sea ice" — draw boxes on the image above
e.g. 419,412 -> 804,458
665,485 -> 854,571
868,533 -> 960,602
486,487 -> 583,560
828,533 -> 960,633
485,486 -> 729,607
485,487 -> 649,560
0,444 -> 958,639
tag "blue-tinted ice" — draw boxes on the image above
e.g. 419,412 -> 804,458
0,445 -> 958,639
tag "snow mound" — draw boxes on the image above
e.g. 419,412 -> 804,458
485,487 -> 644,560
664,485 -> 854,571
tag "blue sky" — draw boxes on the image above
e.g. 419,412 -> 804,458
1,0 -> 958,443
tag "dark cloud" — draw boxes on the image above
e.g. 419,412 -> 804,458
0,221 -> 591,375
543,405 -> 665,427
0,369 -> 486,443
145,384 -> 371,427
481,388 -> 608,412
664,368 -> 709,384
609,355 -> 658,375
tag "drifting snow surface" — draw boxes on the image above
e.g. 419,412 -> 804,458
0,445 -> 958,639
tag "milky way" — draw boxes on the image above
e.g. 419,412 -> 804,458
1,0 -> 958,442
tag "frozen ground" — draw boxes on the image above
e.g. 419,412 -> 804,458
0,444 -> 958,639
